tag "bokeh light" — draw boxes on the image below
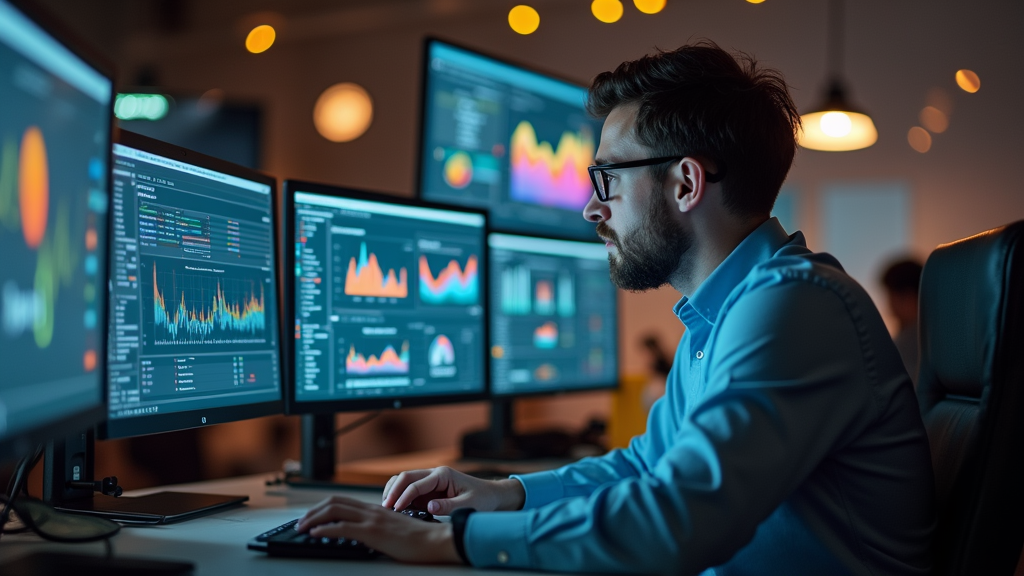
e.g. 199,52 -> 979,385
908,127 -> 932,153
633,0 -> 666,14
245,24 -> 276,54
955,69 -> 980,93
747,0 -> 766,4
313,83 -> 373,143
592,0 -> 624,23
919,106 -> 949,134
508,5 -> 540,34
926,87 -> 954,115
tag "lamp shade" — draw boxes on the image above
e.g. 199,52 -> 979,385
798,81 -> 877,152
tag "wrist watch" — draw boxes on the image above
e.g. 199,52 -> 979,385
450,507 -> 476,565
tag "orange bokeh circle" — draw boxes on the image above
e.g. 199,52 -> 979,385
19,126 -> 49,249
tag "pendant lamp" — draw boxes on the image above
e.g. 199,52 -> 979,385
798,0 -> 877,152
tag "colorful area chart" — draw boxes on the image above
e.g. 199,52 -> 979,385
533,321 -> 558,349
419,255 -> 479,305
152,264 -> 266,341
429,334 -> 456,366
509,120 -> 595,211
344,242 -> 408,298
346,341 -> 410,375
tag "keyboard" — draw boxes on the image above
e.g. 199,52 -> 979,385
247,509 -> 439,560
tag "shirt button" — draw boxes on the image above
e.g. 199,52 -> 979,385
497,551 -> 509,564
696,351 -> 704,359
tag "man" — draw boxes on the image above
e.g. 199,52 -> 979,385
881,258 -> 924,386
297,42 -> 935,575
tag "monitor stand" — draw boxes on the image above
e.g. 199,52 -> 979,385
283,414 -> 384,490
460,399 -> 578,461
43,430 -> 247,525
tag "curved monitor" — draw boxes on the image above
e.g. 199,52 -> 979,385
285,180 -> 488,413
0,0 -> 114,461
100,130 -> 283,439
489,233 -> 618,396
418,38 -> 602,241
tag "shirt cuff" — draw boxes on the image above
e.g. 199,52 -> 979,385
464,510 -> 532,569
509,470 -> 564,509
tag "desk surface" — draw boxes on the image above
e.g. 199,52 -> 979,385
0,473 -> 543,576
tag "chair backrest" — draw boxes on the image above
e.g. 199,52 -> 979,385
917,220 -> 1024,575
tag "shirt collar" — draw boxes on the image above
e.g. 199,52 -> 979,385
673,217 -> 795,327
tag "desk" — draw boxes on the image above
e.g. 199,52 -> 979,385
0,474 -> 541,576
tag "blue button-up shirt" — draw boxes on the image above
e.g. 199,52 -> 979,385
465,218 -> 934,575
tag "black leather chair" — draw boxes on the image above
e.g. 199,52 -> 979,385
917,221 -> 1024,575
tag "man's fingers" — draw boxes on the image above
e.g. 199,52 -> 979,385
382,469 -> 433,509
392,474 -> 447,511
427,491 -> 473,516
297,497 -> 367,531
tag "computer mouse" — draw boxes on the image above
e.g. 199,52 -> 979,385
397,508 -> 440,523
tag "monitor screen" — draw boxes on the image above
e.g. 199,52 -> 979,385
489,233 -> 618,396
0,0 -> 112,459
103,131 -> 282,439
287,181 -> 487,412
419,39 -> 602,241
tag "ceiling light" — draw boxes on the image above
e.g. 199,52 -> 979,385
907,127 -> 931,153
313,83 -> 373,143
955,69 -> 980,93
508,5 -> 540,35
633,0 -> 666,14
592,0 -> 624,23
245,25 -> 276,54
798,0 -> 877,152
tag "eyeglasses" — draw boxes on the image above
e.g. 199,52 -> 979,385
587,156 -> 726,202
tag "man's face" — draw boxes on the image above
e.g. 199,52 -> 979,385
584,105 -> 692,291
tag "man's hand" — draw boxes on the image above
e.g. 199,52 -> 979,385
381,466 -> 525,515
296,496 -> 461,564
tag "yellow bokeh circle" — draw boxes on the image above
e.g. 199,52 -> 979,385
508,5 -> 540,35
245,25 -> 276,54
633,0 -> 666,14
313,83 -> 373,143
955,69 -> 980,93
592,0 -> 624,23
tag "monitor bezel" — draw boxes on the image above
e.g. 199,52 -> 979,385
0,0 -> 116,462
283,179 -> 491,415
486,231 -> 621,398
415,36 -> 601,242
98,129 -> 285,440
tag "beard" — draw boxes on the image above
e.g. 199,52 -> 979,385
597,189 -> 692,292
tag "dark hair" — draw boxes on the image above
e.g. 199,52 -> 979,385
882,259 -> 924,294
587,40 -> 800,218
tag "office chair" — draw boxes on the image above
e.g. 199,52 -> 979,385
917,221 -> 1024,576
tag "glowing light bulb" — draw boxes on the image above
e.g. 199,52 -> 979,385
820,112 -> 852,138
508,5 -> 540,34
633,0 -> 666,14
955,69 -> 980,93
592,0 -> 624,23
908,127 -> 932,153
245,25 -> 276,54
313,83 -> 373,143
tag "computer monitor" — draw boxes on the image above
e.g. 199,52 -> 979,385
41,130 -> 283,523
488,233 -> 618,396
461,233 -> 619,461
102,130 -> 283,439
286,180 -> 487,412
285,180 -> 487,483
418,38 -> 602,241
0,0 -> 113,462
